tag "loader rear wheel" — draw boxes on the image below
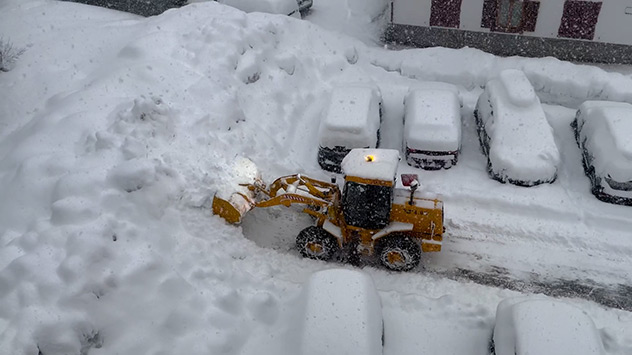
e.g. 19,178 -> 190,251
296,226 -> 338,261
377,235 -> 421,271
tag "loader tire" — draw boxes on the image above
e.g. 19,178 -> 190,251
296,226 -> 338,261
377,235 -> 421,272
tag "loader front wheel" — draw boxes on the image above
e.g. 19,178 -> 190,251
296,226 -> 338,261
377,235 -> 421,271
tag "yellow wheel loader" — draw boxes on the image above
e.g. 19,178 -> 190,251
212,148 -> 444,271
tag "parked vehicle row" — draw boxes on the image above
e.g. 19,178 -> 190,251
299,270 -> 606,355
318,71 -> 632,206
318,83 -> 462,173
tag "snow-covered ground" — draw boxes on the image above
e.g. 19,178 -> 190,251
1,0 -> 631,354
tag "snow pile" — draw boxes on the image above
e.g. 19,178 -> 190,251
370,46 -> 632,106
0,1 -> 378,353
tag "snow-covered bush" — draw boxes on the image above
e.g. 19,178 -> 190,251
0,37 -> 26,72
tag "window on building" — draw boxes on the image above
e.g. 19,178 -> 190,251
558,0 -> 602,40
481,0 -> 540,33
430,0 -> 463,28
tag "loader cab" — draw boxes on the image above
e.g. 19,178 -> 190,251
340,149 -> 400,230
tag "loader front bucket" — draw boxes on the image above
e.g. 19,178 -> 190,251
212,157 -> 261,224
212,193 -> 253,224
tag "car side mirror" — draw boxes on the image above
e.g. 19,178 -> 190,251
401,174 -> 418,187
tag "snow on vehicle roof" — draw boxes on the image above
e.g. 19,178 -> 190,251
318,86 -> 381,149
219,0 -> 300,17
577,101 -> 632,181
299,269 -> 383,355
342,148 -> 400,181
481,76 -> 560,182
495,298 -> 604,355
497,69 -> 537,108
404,89 -> 461,152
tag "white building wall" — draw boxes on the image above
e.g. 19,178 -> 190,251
392,0 -> 431,27
459,0 -> 484,30
529,0 -> 565,38
392,0 -> 632,46
595,1 -> 632,45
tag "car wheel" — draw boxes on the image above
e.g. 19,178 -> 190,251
488,336 -> 496,355
377,235 -> 421,271
296,226 -> 338,261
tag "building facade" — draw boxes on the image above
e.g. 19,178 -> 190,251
385,0 -> 632,64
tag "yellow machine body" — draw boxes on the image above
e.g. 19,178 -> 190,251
211,149 -> 445,270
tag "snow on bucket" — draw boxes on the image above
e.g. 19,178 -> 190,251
212,157 -> 262,224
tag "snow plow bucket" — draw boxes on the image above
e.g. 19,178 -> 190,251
212,157 -> 262,224
212,193 -> 254,224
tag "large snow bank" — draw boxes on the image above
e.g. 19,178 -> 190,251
1,1 -> 632,355
369,46 -> 632,106
0,0 -> 384,353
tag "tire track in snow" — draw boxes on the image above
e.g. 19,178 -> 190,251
432,267 -> 632,312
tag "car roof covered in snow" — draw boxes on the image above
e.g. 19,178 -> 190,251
299,269 -> 383,355
494,297 -> 605,355
219,0 -> 300,17
498,69 -> 537,108
318,85 -> 381,149
404,88 -> 461,151
342,148 -> 400,182
577,100 -> 632,180
479,70 -> 560,182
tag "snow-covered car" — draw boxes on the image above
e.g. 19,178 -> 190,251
491,297 -> 605,355
299,268 -> 383,355
572,101 -> 632,206
318,85 -> 382,172
217,0 -> 303,17
474,69 -> 560,186
404,87 -> 461,170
